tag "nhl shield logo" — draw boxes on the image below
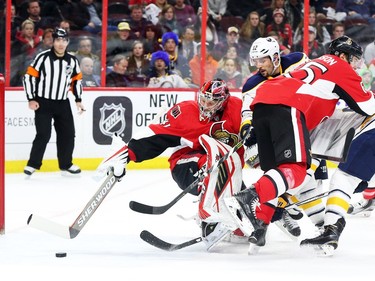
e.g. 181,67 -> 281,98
99,103 -> 126,137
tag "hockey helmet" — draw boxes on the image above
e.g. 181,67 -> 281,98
249,37 -> 280,68
52,28 -> 68,41
328,36 -> 363,63
198,79 -> 230,121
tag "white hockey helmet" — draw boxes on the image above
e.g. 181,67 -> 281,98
249,37 -> 280,68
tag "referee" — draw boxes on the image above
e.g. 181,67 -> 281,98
23,28 -> 85,176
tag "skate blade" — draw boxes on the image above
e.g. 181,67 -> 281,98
61,171 -> 81,177
248,243 -> 262,255
300,243 -> 335,257
223,197 -> 254,236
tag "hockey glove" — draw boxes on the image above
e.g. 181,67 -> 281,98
240,119 -> 256,147
95,134 -> 128,181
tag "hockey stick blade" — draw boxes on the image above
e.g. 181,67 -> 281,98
129,138 -> 246,215
27,171 -> 118,239
140,230 -> 202,251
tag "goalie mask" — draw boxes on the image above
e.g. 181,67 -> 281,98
198,79 -> 230,121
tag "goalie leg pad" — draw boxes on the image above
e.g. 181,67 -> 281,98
198,134 -> 243,227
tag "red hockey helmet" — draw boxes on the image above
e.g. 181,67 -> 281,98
198,79 -> 230,121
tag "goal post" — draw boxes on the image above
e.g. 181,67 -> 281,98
0,73 -> 4,234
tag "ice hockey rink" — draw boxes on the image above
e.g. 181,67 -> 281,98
1,167 -> 374,281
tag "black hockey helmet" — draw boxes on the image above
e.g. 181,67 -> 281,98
328,35 -> 362,61
52,28 -> 68,40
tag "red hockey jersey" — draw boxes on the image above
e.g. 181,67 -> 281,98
251,54 -> 375,130
128,96 -> 243,169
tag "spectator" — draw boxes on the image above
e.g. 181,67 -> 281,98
180,26 -> 198,62
125,40 -> 150,87
214,57 -> 243,89
106,54 -> 130,87
143,3 -> 162,25
204,0 -> 228,30
155,0 -> 168,11
294,7 -> 333,48
71,36 -> 101,75
294,26 -> 325,59
195,6 -> 219,46
239,11 -> 266,53
189,42 -> 218,87
174,0 -> 197,29
142,23 -> 163,55
358,67 -> 374,91
128,5 -> 149,39
364,39 -> 375,65
1,3 -> 23,41
11,19 -> 42,86
148,50 -> 189,88
68,0 -> 102,34
35,28 -> 54,54
325,22 -> 345,50
159,4 -> 181,35
25,0 -> 57,33
266,8 -> 293,49
80,57 -> 101,87
161,31 -> 191,82
218,46 -> 251,82
59,20 -> 71,34
261,0 -> 287,28
212,26 -> 246,62
107,22 -> 135,64
268,30 -> 290,55
284,0 -> 304,32
336,0 -> 375,30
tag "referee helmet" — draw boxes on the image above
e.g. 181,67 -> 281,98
53,28 -> 69,41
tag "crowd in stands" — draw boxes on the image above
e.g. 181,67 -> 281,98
1,0 -> 375,89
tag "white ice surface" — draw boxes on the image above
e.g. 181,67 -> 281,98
1,168 -> 374,281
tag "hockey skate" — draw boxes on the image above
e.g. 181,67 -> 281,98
201,222 -> 231,251
224,186 -> 262,236
274,209 -> 301,240
300,218 -> 346,256
347,198 -> 375,217
248,222 -> 268,255
223,228 -> 249,244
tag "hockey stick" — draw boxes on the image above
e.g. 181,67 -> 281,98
27,170 -> 117,239
129,136 -> 247,215
141,190 -> 331,251
285,191 -> 329,210
140,230 -> 203,251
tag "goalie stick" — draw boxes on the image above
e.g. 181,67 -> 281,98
27,170 -> 117,239
129,136 -> 247,215
139,190 -> 330,251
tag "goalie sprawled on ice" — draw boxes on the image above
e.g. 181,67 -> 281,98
96,79 -> 246,250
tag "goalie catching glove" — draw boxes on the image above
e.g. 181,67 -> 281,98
95,134 -> 128,181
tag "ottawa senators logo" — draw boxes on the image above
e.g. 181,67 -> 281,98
210,121 -> 239,146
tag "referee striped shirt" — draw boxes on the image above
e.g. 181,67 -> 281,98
23,49 -> 83,102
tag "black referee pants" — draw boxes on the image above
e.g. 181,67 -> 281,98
27,98 -> 76,170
